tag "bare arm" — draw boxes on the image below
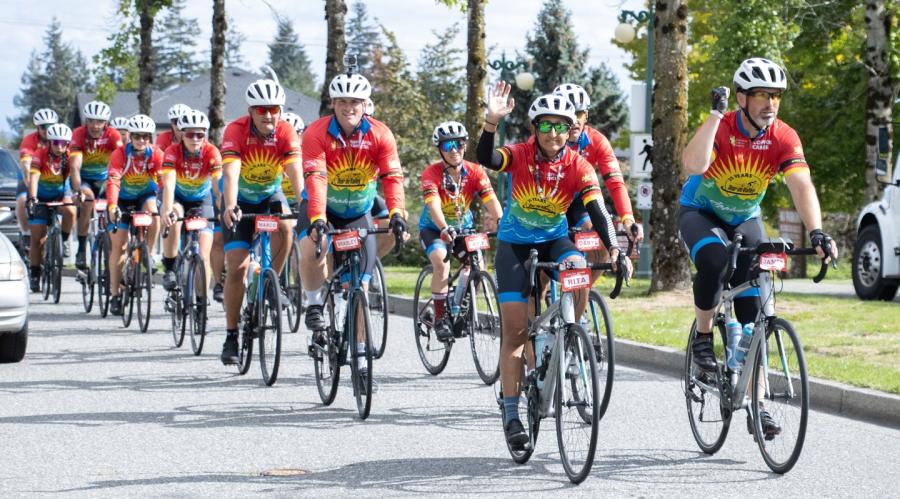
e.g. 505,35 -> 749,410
785,171 -> 821,232
682,115 -> 722,175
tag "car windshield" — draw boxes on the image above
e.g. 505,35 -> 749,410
0,150 -> 18,180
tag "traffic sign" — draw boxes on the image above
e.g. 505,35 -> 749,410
630,133 -> 653,179
636,181 -> 652,210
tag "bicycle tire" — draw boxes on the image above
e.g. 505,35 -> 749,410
237,307 -> 254,375
41,232 -> 52,301
413,265 -> 451,375
169,284 -> 185,347
501,383 -> 538,464
751,318 -> 808,474
282,240 -> 302,333
348,289 -> 373,419
368,259 -> 388,359
81,235 -> 95,313
51,242 -> 62,304
684,320 -> 732,454
136,244 -> 152,333
188,254 -> 207,356
556,323 -> 600,484
97,236 -> 111,318
258,268 -> 283,386
313,289 -> 340,405
467,270 -> 501,385
579,289 -> 615,421
122,250 -> 136,328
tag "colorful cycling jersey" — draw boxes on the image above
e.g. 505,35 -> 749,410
161,142 -> 223,202
106,144 -> 163,204
495,141 -> 602,244
679,110 -> 808,225
30,147 -> 71,199
302,115 -> 404,222
19,131 -> 47,164
282,175 -> 297,203
565,125 -> 633,220
220,116 -> 301,205
69,126 -> 123,182
156,130 -> 174,151
418,160 -> 495,232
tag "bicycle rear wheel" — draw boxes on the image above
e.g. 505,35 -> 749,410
579,290 -> 614,421
81,238 -> 95,312
683,320 -> 732,454
51,249 -> 62,304
97,236 -> 111,318
500,382 -> 538,464
467,270 -> 501,385
413,265 -> 451,375
121,255 -> 135,328
169,285 -> 184,347
368,259 -> 388,359
258,268 -> 283,386
282,240 -> 302,333
751,318 -> 808,474
187,254 -> 207,356
41,235 -> 52,301
348,289 -> 373,419
237,309 -> 254,375
556,323 -> 600,484
136,244 -> 152,333
312,290 -> 340,405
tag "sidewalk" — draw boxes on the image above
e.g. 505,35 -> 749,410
780,279 -> 900,303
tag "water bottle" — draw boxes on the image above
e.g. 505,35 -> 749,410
534,328 -> 550,390
246,260 -> 260,302
734,322 -> 754,368
725,318 -> 742,370
333,291 -> 346,333
451,267 -> 470,316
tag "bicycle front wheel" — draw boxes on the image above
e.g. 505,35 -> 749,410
751,318 -> 808,474
580,290 -> 615,421
136,244 -> 152,333
312,290 -> 340,405
368,259 -> 389,359
413,265 -> 451,375
467,270 -> 501,385
187,254 -> 207,356
41,236 -> 52,301
258,268 -> 283,386
348,289 -> 373,420
556,323 -> 600,484
683,320 -> 732,454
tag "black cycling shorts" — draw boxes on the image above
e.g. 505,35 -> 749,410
222,191 -> 288,252
494,237 -> 583,304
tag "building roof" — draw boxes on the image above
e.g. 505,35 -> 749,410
75,67 -> 319,129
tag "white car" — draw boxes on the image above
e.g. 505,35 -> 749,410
0,209 -> 28,362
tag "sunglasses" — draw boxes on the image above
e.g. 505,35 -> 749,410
51,140 -> 69,147
746,90 -> 783,103
439,140 -> 465,153
184,131 -> 206,140
131,133 -> 152,141
38,124 -> 51,131
535,121 -> 572,134
253,105 -> 281,115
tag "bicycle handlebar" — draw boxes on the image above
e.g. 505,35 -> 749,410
161,216 -> 218,239
441,229 -> 498,263
108,210 -> 159,234
725,235 -> 837,284
314,226 -> 400,259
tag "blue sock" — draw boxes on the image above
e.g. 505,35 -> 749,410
503,396 -> 519,424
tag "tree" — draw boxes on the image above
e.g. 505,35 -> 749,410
345,1 -> 382,74
137,0 -> 174,115
416,23 -> 466,122
649,0 -> 692,292
93,2 -> 140,102
864,0 -> 896,198
266,17 -> 317,97
9,19 -> 91,133
209,0 -> 227,145
153,0 -> 203,90
583,63 -> 629,137
225,13 -> 246,68
320,0 -> 348,116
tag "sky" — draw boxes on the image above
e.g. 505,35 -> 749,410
0,0 -> 646,133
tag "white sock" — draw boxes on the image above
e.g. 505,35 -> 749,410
306,287 -> 323,306
356,342 -> 366,368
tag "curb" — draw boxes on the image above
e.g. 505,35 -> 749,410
387,293 -> 900,430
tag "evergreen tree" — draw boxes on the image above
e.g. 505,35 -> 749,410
266,17 -> 317,97
9,19 -> 90,134
153,0 -> 203,89
416,23 -> 466,122
583,63 -> 628,137
345,1 -> 382,74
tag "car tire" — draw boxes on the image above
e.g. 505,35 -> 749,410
0,323 -> 27,363
852,225 -> 900,301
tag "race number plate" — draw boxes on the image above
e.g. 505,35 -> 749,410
574,231 -> 601,252
465,233 -> 490,252
94,199 -> 107,211
184,218 -> 208,231
333,231 -> 361,252
254,215 -> 279,233
559,268 -> 592,292
759,252 -> 788,271
132,213 -> 152,227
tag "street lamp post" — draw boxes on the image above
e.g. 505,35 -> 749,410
615,6 -> 655,278
487,52 -> 534,201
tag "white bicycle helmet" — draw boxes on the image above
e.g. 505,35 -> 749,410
245,79 -> 286,106
32,108 -> 59,126
329,73 -> 372,100
83,100 -> 112,121
527,94 -> 577,124
365,99 -> 375,116
281,112 -> 305,134
177,110 -> 210,130
431,121 -> 468,146
110,117 -> 131,130
733,58 -> 787,91
46,123 -> 72,142
167,103 -> 192,122
553,83 -> 591,112
128,114 -> 156,134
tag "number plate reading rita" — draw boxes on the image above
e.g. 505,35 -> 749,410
94,199 -> 108,211
333,231 -> 361,252
465,233 -> 490,252
759,252 -> 788,271
132,213 -> 152,227
184,218 -> 208,231
560,268 -> 592,292
574,231 -> 601,252
254,215 -> 279,233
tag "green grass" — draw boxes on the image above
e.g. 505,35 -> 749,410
384,265 -> 900,394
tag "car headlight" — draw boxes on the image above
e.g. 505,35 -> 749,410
0,261 -> 26,281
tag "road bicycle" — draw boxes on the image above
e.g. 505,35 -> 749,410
111,209 -> 157,332
75,198 -> 111,315
281,235 -> 303,333
34,201 -> 75,304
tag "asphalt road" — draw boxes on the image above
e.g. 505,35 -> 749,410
0,280 -> 897,497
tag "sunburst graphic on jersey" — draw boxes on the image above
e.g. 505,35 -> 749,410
327,151 -> 376,192
706,153 -> 769,200
440,193 -> 472,221
240,149 -> 281,186
511,182 -> 567,219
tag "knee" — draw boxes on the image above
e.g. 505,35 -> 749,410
692,245 -> 728,279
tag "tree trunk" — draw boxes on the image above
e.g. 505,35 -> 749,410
649,0 -> 691,292
320,0 -> 347,117
137,0 -> 155,115
864,0 -> 894,197
209,0 -> 227,146
464,0 -> 487,163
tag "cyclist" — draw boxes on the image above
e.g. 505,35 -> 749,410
420,121 -> 502,341
160,110 -> 221,294
25,124 -> 78,292
218,79 -> 302,365
680,58 -> 837,437
298,72 -> 407,339
105,114 -> 164,316
476,82 -> 631,449
18,108 -> 59,249
110,117 -> 131,143
70,100 -> 123,270
156,103 -> 191,151
280,112 -> 305,212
